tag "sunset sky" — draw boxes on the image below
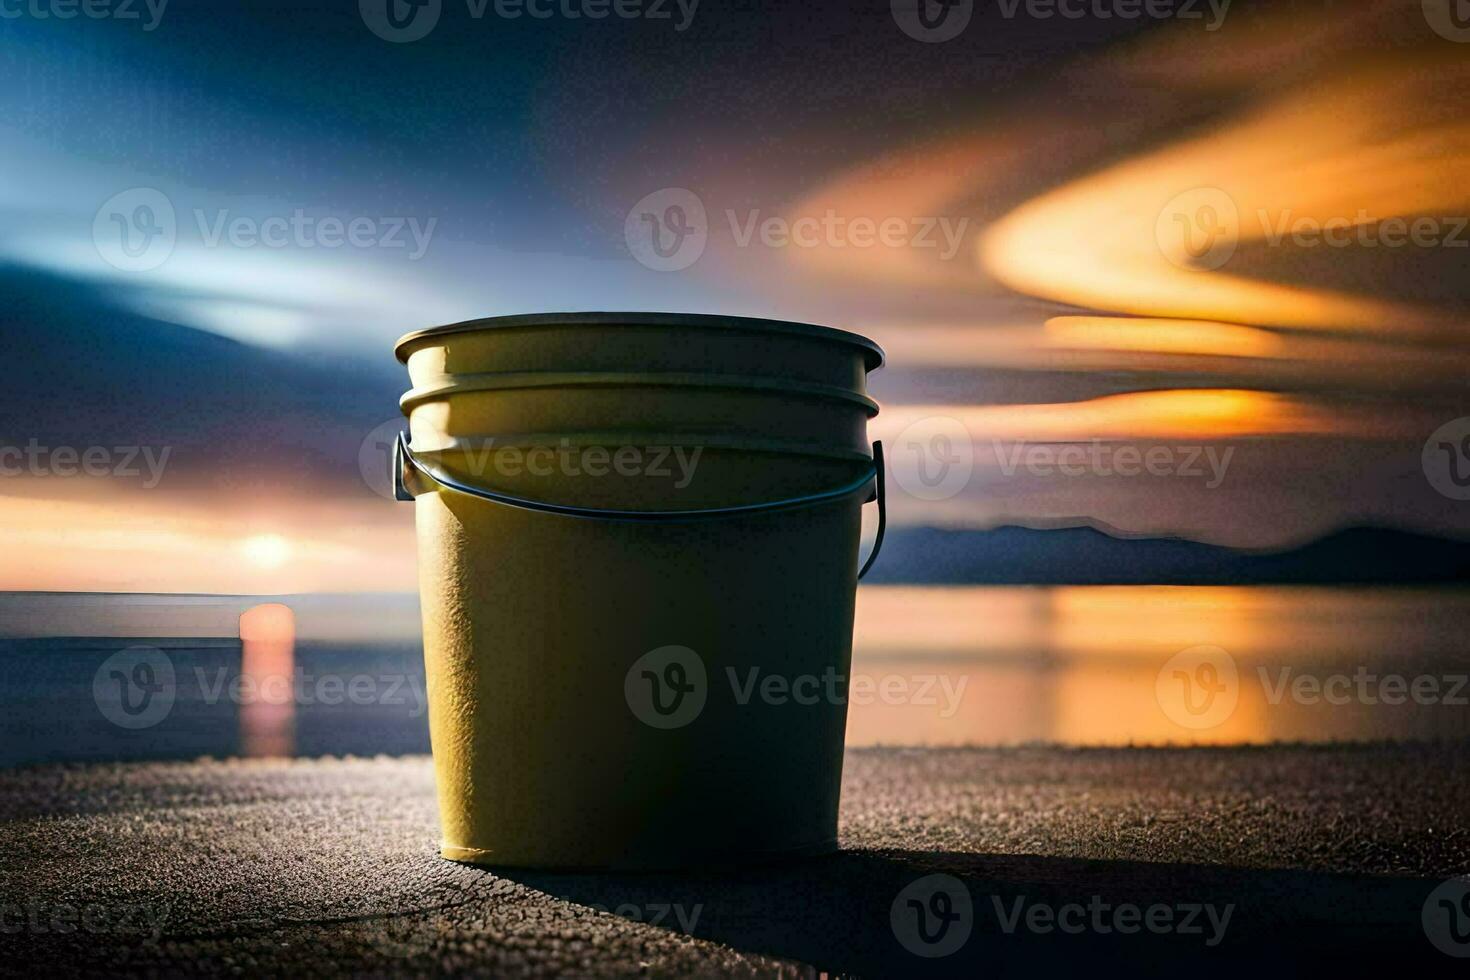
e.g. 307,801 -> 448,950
2,0 -> 1468,593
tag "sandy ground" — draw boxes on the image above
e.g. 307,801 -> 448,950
1,745 -> 1468,977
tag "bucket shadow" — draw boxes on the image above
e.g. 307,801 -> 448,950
497,848 -> 1451,977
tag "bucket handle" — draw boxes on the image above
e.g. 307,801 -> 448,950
393,431 -> 887,580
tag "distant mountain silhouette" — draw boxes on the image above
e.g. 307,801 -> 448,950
864,525 -> 1470,585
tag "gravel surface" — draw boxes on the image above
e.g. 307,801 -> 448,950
1,745 -> 1468,977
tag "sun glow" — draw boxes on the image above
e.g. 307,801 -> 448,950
875,388 -> 1372,443
240,533 -> 293,570
980,54 -> 1470,338
1044,317 -> 1286,359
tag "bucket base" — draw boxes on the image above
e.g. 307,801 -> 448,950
438,837 -> 839,872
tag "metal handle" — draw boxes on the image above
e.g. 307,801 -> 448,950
394,431 -> 886,579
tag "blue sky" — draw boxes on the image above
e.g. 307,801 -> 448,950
3,0 -> 1469,592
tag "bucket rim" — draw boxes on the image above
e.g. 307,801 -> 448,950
402,430 -> 878,464
394,312 -> 885,370
398,370 -> 880,415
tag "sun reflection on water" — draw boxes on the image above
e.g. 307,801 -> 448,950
849,586 -> 1470,746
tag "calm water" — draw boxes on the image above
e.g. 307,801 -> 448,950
851,586 -> 1470,745
1,587 -> 1467,766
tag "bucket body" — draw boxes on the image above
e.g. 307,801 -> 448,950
395,313 -> 883,869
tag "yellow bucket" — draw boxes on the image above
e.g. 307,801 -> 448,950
394,313 -> 884,869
